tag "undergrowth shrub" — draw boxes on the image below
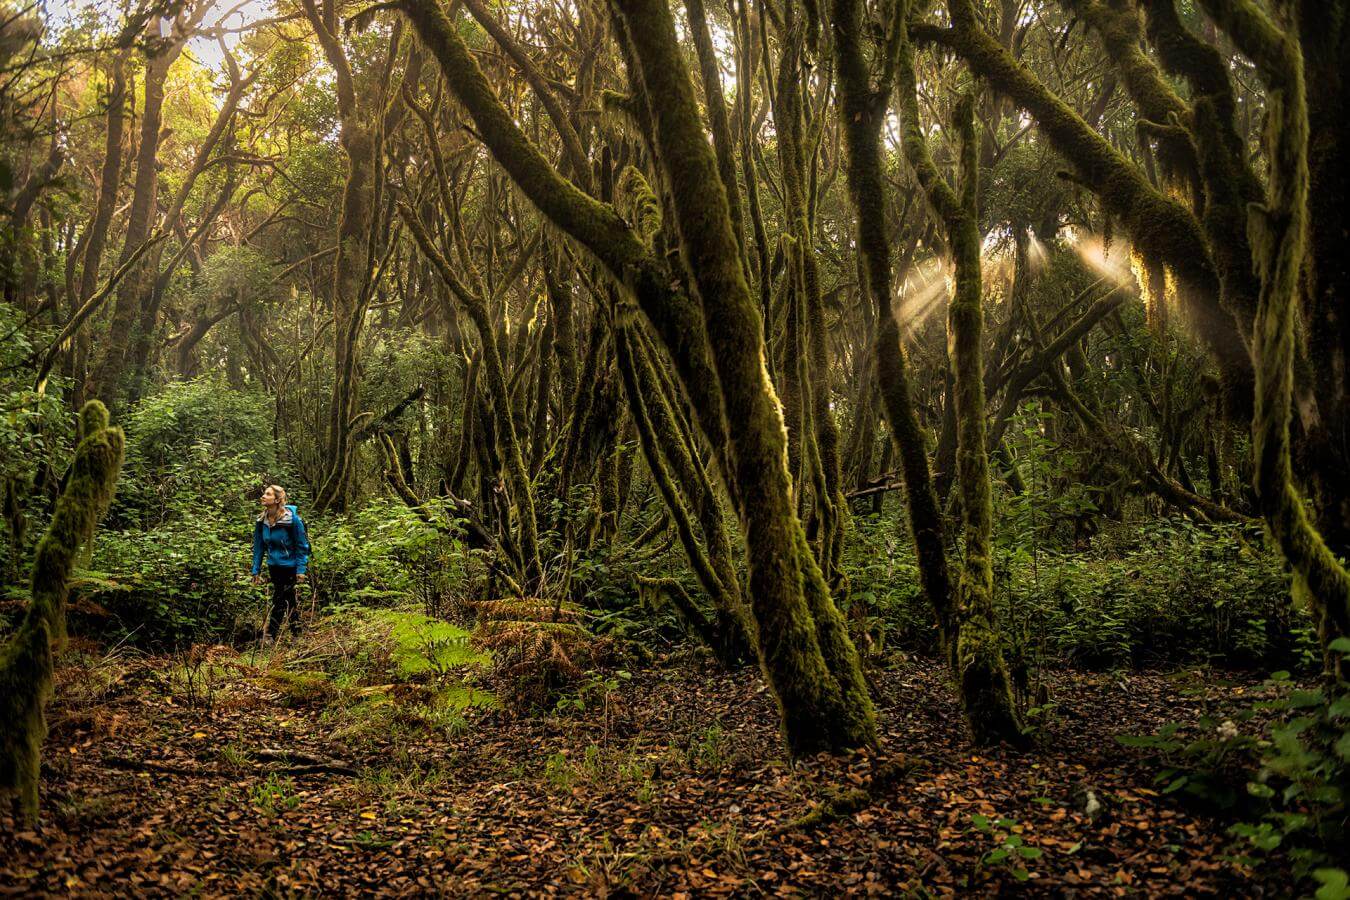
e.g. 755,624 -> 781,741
262,605 -> 494,745
999,520 -> 1311,672
840,515 -> 933,656
308,502 -> 467,616
843,507 -> 1310,672
1116,640 -> 1350,894
111,377 -> 286,528
80,526 -> 252,647
473,597 -> 614,712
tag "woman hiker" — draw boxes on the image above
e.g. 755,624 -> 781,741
251,484 -> 311,638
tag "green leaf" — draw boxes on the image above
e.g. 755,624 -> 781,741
1018,846 -> 1043,859
1288,689 -> 1326,709
1246,781 -> 1275,799
1314,869 -> 1350,900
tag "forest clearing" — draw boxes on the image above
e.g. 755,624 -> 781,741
2,0 -> 1348,895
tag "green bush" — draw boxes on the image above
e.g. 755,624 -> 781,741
80,525 -> 255,647
843,506 -> 1311,672
1116,644 -> 1350,891
306,501 -> 467,617
112,377 -> 285,528
840,512 -> 934,655
999,520 -> 1313,672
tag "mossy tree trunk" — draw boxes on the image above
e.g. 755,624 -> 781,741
0,402 -> 124,821
609,0 -> 875,752
830,0 -> 959,673
400,0 -> 875,754
1195,0 -> 1350,674
306,0 -> 384,513
67,46 -> 130,408
90,20 -> 186,406
401,206 -> 543,588
1291,0 -> 1350,574
832,0 -> 1024,745
925,93 -> 1026,746
770,16 -> 847,585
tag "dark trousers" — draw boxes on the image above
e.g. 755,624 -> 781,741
267,565 -> 299,636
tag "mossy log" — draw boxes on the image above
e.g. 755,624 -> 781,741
0,401 -> 124,820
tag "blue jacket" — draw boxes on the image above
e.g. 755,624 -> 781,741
252,505 -> 310,575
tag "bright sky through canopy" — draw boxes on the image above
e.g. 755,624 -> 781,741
40,0 -> 276,69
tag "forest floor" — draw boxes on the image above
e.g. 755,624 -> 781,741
1,643 -> 1293,897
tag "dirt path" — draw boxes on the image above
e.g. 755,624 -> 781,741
2,651 -> 1286,896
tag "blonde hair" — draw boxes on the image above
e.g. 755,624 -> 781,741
263,483 -> 288,511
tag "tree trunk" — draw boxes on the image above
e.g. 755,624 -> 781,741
307,0 -> 381,512
610,0 -> 875,753
0,402 -> 123,821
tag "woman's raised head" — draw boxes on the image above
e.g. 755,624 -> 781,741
261,484 -> 288,508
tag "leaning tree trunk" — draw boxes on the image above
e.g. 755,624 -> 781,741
0,401 -> 124,821
306,0 -> 381,513
91,38 -> 177,406
67,48 -> 130,407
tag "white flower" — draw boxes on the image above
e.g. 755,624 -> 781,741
1217,720 -> 1239,740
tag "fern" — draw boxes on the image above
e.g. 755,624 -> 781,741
469,597 -> 606,710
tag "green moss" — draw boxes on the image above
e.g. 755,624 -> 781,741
1,401 -> 124,820
612,0 -> 875,753
618,166 -> 663,246
1201,0 -> 1350,674
263,669 -> 336,706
